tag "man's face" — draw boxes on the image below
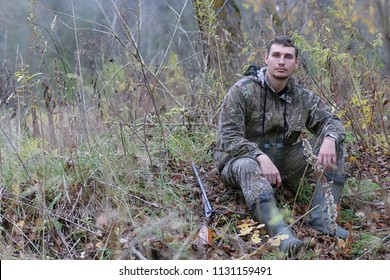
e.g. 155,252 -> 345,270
265,44 -> 298,80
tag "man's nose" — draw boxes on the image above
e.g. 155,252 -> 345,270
278,57 -> 285,64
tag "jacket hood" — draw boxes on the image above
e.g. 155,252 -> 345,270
244,65 -> 297,95
243,65 -> 266,86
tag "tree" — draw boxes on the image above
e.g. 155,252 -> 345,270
193,0 -> 243,88
376,0 -> 390,75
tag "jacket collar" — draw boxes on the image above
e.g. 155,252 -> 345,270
253,67 -> 295,104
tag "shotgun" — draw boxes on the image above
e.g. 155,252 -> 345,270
191,162 -> 215,246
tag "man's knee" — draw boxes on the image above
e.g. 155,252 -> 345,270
231,157 -> 260,173
227,157 -> 273,206
221,157 -> 262,188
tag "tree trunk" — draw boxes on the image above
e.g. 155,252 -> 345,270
376,0 -> 390,76
193,0 -> 243,88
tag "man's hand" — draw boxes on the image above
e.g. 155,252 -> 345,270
256,154 -> 282,187
317,136 -> 337,170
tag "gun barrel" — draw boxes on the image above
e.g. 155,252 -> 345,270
191,162 -> 214,218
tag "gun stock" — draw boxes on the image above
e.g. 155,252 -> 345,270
191,162 -> 215,246
197,224 -> 214,246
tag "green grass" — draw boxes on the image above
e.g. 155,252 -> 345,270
0,117 -> 201,259
350,234 -> 384,257
345,178 -> 381,201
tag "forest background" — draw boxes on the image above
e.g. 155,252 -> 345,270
0,0 -> 389,260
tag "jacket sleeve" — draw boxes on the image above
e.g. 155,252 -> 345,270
217,84 -> 264,160
305,92 -> 346,143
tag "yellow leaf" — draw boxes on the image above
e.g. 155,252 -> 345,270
17,220 -> 25,229
240,218 -> 256,224
337,238 -> 346,249
14,220 -> 26,236
268,237 -> 280,247
238,223 -> 254,236
35,218 -> 43,227
251,231 -> 262,244
348,156 -> 357,162
307,19 -> 313,28
237,218 -> 257,236
268,234 -> 289,247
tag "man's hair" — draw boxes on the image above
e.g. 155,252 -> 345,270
266,36 -> 299,58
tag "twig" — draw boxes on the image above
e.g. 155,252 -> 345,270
55,224 -> 74,259
156,0 -> 189,77
109,0 -> 181,107
130,246 -> 148,260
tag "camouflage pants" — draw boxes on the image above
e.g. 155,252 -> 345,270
220,137 -> 345,207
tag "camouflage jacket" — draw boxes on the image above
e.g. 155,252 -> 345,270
214,67 -> 346,171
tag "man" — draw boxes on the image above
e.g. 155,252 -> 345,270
214,36 -> 349,257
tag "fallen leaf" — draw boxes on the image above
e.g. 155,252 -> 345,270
268,234 -> 289,247
256,223 -> 265,229
86,242 -> 95,250
348,156 -> 357,162
16,220 -> 25,229
237,223 -> 254,236
119,237 -> 128,244
237,218 -> 257,236
377,222 -> 387,228
250,230 -> 262,244
337,238 -> 346,249
268,237 -> 281,247
370,212 -> 381,220
14,220 -> 26,236
164,236 -> 174,242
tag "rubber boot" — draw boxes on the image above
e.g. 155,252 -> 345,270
306,173 -> 349,239
251,191 -> 303,257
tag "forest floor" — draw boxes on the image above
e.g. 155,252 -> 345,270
0,128 -> 388,261
168,140 -> 390,260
